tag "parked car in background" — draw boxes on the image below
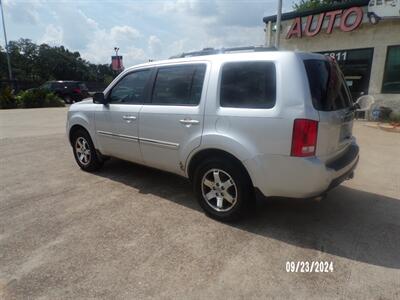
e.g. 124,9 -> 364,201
368,0 -> 400,24
40,81 -> 89,103
66,47 -> 360,221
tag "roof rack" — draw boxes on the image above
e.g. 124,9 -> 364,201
169,46 -> 277,59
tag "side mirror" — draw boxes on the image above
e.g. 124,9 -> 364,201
93,92 -> 107,105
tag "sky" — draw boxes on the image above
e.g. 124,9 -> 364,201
1,0 -> 294,66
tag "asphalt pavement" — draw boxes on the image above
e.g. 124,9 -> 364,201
0,107 -> 399,299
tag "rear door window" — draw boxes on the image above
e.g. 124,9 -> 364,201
151,64 -> 206,106
220,61 -> 276,109
304,59 -> 352,111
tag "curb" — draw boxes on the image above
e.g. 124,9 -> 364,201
377,123 -> 400,133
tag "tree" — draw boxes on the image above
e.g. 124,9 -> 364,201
0,38 -> 115,86
293,0 -> 351,11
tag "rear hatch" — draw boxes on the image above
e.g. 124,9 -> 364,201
303,58 -> 355,163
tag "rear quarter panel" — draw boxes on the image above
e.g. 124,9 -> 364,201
200,52 -> 318,160
191,52 -> 319,192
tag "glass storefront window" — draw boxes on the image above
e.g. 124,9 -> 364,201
382,45 -> 400,94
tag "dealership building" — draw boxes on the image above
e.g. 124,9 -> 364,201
264,0 -> 400,112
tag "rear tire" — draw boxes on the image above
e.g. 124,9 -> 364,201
193,158 -> 252,222
71,129 -> 103,172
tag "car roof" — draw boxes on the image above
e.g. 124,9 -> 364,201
125,50 -> 326,71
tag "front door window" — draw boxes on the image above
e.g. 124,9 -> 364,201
109,70 -> 151,104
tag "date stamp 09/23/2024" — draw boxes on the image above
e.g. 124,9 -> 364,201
286,261 -> 334,273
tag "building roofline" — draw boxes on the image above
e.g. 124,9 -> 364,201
263,0 -> 370,23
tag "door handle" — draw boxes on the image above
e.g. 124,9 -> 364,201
179,119 -> 200,125
122,115 -> 137,121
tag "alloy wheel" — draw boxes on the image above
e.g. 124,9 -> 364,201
201,168 -> 238,212
75,137 -> 91,166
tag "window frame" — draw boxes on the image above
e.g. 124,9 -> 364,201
106,68 -> 154,105
148,63 -> 207,107
381,45 -> 400,94
218,60 -> 277,109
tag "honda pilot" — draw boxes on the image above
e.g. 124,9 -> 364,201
66,47 -> 359,221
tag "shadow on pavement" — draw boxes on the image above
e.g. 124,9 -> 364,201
95,158 -> 400,269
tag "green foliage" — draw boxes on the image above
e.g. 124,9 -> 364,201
0,39 -> 115,85
15,89 -> 65,108
43,92 -> 65,107
389,111 -> 400,123
293,0 -> 351,11
104,75 -> 114,85
0,86 -> 18,109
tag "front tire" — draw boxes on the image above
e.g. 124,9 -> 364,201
193,158 -> 252,221
71,129 -> 103,172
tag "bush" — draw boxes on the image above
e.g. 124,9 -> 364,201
17,89 -> 65,108
389,111 -> 400,123
0,86 -> 18,109
44,92 -> 66,107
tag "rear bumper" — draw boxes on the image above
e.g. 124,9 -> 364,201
326,155 -> 358,191
244,142 -> 359,198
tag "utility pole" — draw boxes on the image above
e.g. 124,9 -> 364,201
0,0 -> 13,80
275,0 -> 282,49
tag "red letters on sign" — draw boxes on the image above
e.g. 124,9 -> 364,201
285,6 -> 364,39
286,17 -> 303,39
340,7 -> 363,32
304,13 -> 325,37
325,9 -> 343,34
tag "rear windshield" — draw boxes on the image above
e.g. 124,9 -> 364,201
304,59 -> 352,111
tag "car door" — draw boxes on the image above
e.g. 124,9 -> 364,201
139,63 -> 208,175
95,68 -> 152,163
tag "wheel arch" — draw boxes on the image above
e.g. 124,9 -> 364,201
186,148 -> 253,187
69,124 -> 90,146
68,111 -> 98,147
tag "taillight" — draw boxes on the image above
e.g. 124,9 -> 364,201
73,88 -> 81,94
291,119 -> 318,157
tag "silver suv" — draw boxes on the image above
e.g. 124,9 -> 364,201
67,47 -> 359,221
